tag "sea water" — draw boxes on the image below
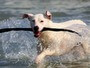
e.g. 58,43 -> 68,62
0,0 -> 90,68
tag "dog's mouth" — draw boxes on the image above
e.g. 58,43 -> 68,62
34,31 -> 41,37
33,26 -> 42,37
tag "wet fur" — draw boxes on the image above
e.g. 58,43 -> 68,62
36,24 -> 90,63
22,11 -> 90,64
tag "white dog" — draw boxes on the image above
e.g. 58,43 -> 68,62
23,11 -> 90,64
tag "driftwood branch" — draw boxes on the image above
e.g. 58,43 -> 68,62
0,27 -> 81,36
0,28 -> 32,33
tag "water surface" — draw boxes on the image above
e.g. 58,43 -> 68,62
0,0 -> 90,68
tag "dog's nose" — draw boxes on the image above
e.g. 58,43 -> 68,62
34,26 -> 39,32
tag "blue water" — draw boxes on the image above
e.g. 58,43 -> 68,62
0,0 -> 90,68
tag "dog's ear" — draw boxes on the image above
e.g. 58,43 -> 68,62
22,14 -> 33,19
45,11 -> 52,20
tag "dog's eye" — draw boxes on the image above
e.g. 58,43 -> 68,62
40,20 -> 44,22
32,20 -> 35,22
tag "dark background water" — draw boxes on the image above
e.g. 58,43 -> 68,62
0,0 -> 90,68
0,0 -> 90,22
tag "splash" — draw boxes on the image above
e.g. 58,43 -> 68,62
0,17 -> 38,66
0,17 -> 90,68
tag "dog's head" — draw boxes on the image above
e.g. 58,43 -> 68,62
23,11 -> 52,37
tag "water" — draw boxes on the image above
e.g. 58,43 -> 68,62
0,0 -> 90,68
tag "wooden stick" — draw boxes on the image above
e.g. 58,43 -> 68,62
0,28 -> 32,33
0,27 -> 81,36
42,28 -> 81,36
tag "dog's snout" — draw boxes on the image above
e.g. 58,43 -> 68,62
34,26 -> 39,32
